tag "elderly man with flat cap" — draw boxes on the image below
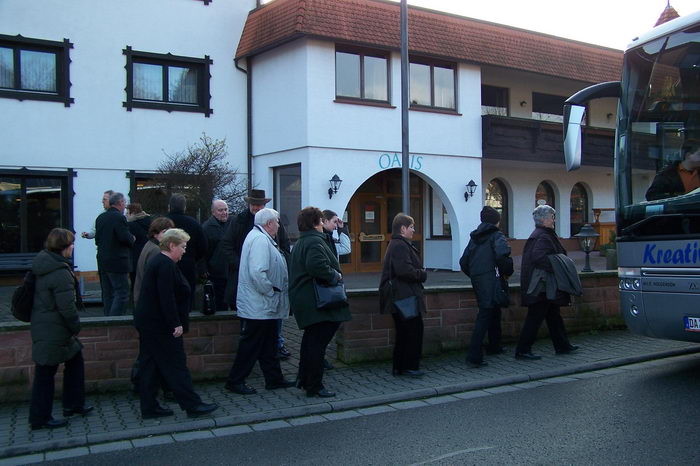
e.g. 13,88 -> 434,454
221,190 -> 291,356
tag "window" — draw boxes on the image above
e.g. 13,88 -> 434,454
273,164 -> 301,243
410,58 -> 455,110
570,183 -> 589,236
481,85 -> 508,116
429,187 -> 451,238
485,179 -> 509,237
536,181 -> 556,208
335,46 -> 389,103
532,92 -> 566,122
0,169 -> 74,254
0,34 -> 73,106
123,47 -> 212,116
128,171 -> 213,221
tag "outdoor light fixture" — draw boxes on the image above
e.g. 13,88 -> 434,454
464,179 -> 477,202
328,174 -> 342,199
574,223 -> 600,273
520,100 -> 527,107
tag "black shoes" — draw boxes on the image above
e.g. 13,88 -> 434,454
142,406 -> 174,419
467,360 -> 488,368
30,418 -> 68,430
225,382 -> 257,395
556,345 -> 580,355
278,346 -> 291,360
307,388 -> 335,398
515,352 -> 542,361
63,406 -> 94,417
265,379 -> 296,390
186,403 -> 218,418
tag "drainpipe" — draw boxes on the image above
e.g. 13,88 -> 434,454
234,57 -> 253,192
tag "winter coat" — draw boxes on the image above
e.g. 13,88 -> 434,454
134,252 -> 192,334
30,250 -> 82,366
127,212 -> 151,274
645,162 -> 685,201
289,229 -> 351,329
459,222 -> 513,309
133,238 -> 160,307
167,210 -> 208,286
520,225 -> 570,306
201,215 -> 230,279
379,235 -> 428,315
236,225 -> 289,320
95,207 -> 135,273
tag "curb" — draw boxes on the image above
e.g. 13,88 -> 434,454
3,345 -> 700,459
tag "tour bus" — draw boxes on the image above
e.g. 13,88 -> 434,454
563,10 -> 700,342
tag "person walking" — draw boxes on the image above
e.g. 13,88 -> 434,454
379,213 -> 427,377
133,228 -> 218,419
515,205 -> 579,360
29,228 -> 92,430
459,206 -> 513,368
224,208 -> 295,395
289,206 -> 351,397
133,217 -> 174,308
166,193 -> 208,311
126,202 -> 152,294
95,192 -> 135,316
202,199 -> 231,312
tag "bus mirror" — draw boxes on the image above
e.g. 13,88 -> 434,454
563,104 -> 585,171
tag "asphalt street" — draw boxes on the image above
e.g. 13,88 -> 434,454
39,353 -> 700,466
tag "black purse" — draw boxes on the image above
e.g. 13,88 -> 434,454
313,279 -> 348,310
201,280 -> 216,315
493,276 -> 510,308
383,247 -> 420,321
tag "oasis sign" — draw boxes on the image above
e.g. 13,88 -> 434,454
378,153 -> 423,171
642,242 -> 700,265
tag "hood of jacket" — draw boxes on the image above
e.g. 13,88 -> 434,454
32,249 -> 71,277
470,222 -> 499,244
127,211 -> 149,222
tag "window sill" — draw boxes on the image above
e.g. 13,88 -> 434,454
0,89 -> 73,107
123,100 -> 212,117
410,105 -> 461,116
427,236 -> 452,240
334,98 -> 395,109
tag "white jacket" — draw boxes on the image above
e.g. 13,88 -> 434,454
236,225 -> 289,320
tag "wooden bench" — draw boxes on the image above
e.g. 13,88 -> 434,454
0,253 -> 37,273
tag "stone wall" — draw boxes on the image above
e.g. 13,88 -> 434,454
0,273 -> 620,401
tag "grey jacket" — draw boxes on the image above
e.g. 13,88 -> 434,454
526,254 -> 582,301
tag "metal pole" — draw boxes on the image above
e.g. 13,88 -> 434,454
400,0 -> 410,215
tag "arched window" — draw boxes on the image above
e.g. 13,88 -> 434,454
570,183 -> 589,236
535,181 -> 555,208
485,178 -> 508,237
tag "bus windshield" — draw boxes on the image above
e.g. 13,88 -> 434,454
617,24 -> 700,240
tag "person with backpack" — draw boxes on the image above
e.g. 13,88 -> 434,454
29,228 -> 92,430
459,206 -> 513,368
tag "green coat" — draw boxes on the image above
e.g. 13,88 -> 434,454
31,250 -> 82,366
289,230 -> 351,329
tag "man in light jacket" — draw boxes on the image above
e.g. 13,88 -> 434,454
224,208 -> 295,395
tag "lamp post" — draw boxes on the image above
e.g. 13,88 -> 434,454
574,224 -> 600,272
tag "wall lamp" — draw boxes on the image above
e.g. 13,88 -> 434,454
519,100 -> 527,107
328,174 -> 342,199
464,179 -> 477,202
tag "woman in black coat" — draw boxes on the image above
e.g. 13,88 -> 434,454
515,205 -> 578,360
133,228 -> 217,419
379,213 -> 427,377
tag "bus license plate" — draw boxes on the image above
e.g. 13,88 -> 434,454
684,317 -> 700,332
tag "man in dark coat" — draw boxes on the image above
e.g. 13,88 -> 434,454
201,199 -> 230,312
459,206 -> 513,367
166,193 -> 208,312
646,139 -> 700,201
95,192 -> 135,316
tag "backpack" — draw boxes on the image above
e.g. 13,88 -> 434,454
11,271 -> 36,322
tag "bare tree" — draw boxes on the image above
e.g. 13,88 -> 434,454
135,134 -> 247,221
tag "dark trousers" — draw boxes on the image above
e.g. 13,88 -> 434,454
515,301 -> 572,354
227,318 -> 285,386
467,307 -> 502,363
298,321 -> 340,394
138,331 -> 202,414
391,313 -> 424,374
210,276 -> 228,312
100,271 -> 129,316
29,351 -> 85,424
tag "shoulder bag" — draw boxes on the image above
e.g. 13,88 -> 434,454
313,278 -> 348,310
490,233 -> 510,307
385,244 -> 420,321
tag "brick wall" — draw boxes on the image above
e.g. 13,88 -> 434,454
0,273 -> 620,401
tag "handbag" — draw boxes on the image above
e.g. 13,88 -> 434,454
201,280 -> 216,315
313,279 -> 348,310
493,275 -> 510,307
393,295 -> 419,321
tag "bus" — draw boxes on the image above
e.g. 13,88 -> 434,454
563,10 -> 700,342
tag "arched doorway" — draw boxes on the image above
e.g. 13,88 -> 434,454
570,182 -> 589,236
342,169 -> 424,273
485,178 -> 508,237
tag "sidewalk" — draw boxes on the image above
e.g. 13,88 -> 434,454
1,327 -> 698,461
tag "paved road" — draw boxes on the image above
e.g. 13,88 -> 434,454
34,353 -> 700,466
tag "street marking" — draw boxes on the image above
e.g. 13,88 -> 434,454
408,446 -> 494,465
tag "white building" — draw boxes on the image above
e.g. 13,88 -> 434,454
1,0 -> 623,275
